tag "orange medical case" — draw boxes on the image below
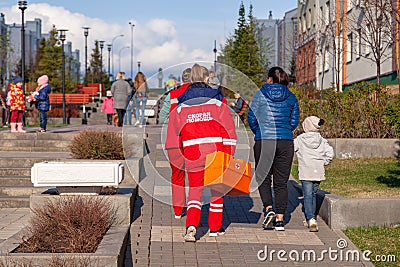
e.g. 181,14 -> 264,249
204,151 -> 251,196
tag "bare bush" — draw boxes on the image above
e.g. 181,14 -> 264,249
69,130 -> 124,160
16,196 -> 116,253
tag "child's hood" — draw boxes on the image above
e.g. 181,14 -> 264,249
297,132 -> 323,149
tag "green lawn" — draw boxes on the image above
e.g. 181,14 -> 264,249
344,225 -> 399,267
291,158 -> 400,198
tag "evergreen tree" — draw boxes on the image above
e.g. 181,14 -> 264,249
34,25 -> 75,93
87,40 -> 110,89
220,2 -> 267,98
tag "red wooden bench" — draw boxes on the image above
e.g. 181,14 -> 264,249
49,94 -> 90,105
80,87 -> 99,96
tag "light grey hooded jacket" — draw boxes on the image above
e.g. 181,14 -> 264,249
294,132 -> 334,181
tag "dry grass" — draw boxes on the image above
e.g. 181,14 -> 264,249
291,158 -> 400,198
16,196 -> 117,253
69,130 -> 124,160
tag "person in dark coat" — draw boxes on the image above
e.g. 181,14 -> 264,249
34,75 -> 51,132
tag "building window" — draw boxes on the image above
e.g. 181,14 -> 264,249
365,25 -> 371,55
324,49 -> 330,72
347,33 -> 353,63
355,29 -> 361,59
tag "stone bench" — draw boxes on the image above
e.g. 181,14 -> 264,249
31,161 -> 124,194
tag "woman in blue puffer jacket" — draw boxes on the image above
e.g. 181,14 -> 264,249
248,66 -> 299,231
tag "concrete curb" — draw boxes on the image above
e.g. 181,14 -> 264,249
0,225 -> 130,267
291,179 -> 400,229
318,193 -> 400,229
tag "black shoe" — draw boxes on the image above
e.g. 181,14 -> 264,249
274,220 -> 285,231
262,208 -> 276,229
209,227 -> 225,237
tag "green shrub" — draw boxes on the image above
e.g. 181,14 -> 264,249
16,196 -> 116,253
292,83 -> 399,138
69,130 -> 124,160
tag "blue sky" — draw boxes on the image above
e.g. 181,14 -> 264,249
1,0 -> 297,81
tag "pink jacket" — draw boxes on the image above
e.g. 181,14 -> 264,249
101,97 -> 114,114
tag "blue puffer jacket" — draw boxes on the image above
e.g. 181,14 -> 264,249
248,83 -> 299,140
34,84 -> 51,112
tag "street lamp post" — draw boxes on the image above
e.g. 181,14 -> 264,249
111,34 -> 124,79
58,29 -> 68,125
129,22 -> 135,79
137,61 -> 141,72
213,40 -> 217,73
82,27 -> 90,86
99,40 -> 105,81
18,1 -> 27,94
119,46 -> 129,72
107,44 -> 112,79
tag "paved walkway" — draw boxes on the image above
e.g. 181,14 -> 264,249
128,126 -> 373,266
0,124 -> 374,266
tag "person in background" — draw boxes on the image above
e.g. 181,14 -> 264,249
294,116 -> 334,232
208,70 -> 220,89
248,66 -> 299,231
161,68 -> 191,219
8,76 -> 26,133
0,90 -> 9,128
165,74 -> 178,91
230,91 -> 245,113
133,72 -> 149,128
124,94 -> 135,125
111,72 -> 132,127
170,64 -> 237,242
101,90 -> 115,125
33,75 -> 51,133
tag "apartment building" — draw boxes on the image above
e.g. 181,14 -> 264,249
277,8 -> 298,78
298,0 -> 397,91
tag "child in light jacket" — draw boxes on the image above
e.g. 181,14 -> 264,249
294,116 -> 334,232
101,90 -> 114,125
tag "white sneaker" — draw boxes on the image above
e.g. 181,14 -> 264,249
135,121 -> 140,126
174,215 -> 182,219
138,124 -> 143,128
184,226 -> 196,242
308,218 -> 318,232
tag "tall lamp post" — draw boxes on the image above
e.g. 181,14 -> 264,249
99,40 -> 105,81
111,34 -> 124,79
137,61 -> 141,72
118,46 -> 129,72
82,27 -> 90,86
129,22 -> 135,79
107,44 -> 112,79
213,40 -> 217,73
18,1 -> 27,94
58,29 -> 68,124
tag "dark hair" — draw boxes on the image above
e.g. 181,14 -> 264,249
267,67 -> 289,86
182,68 -> 191,83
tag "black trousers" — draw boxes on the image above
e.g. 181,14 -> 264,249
254,139 -> 294,214
106,114 -> 113,125
116,109 -> 126,127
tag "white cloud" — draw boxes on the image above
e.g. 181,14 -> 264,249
0,3 -> 213,78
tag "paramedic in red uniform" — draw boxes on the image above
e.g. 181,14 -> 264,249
170,64 -> 237,242
164,68 -> 192,219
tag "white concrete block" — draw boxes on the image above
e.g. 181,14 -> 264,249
31,161 -> 124,187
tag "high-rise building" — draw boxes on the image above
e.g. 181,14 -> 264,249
256,11 -> 281,68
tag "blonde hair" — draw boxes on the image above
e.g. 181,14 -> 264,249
190,64 -> 209,83
116,72 -> 125,80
